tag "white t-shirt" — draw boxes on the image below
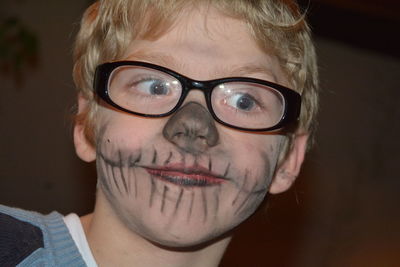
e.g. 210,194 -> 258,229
63,213 -> 98,267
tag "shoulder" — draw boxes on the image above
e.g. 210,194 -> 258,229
0,205 -> 86,266
0,205 -> 46,266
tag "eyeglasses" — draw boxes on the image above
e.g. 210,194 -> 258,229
93,61 -> 301,132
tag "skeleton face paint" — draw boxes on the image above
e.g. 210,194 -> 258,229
163,102 -> 219,155
93,7 -> 288,247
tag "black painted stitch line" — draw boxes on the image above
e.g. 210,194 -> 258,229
164,151 -> 173,165
223,163 -> 231,178
98,151 -> 120,168
214,184 -> 221,218
108,165 -> 122,193
126,155 -> 133,195
130,152 -> 142,197
232,170 -> 249,206
161,186 -> 169,213
201,188 -> 208,223
234,181 -> 259,216
187,191 -> 195,222
118,151 -> 129,194
100,147 -> 119,193
136,152 -> 142,163
152,149 -> 158,165
99,159 -> 112,195
149,176 -> 156,207
102,161 -> 112,195
174,188 -> 184,216
208,157 -> 212,172
109,163 -> 122,194
99,155 -> 111,182
133,167 -> 138,198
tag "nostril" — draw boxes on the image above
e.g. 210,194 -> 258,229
162,102 -> 220,152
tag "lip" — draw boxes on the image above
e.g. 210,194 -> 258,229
144,164 -> 228,187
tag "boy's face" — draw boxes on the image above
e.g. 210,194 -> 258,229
76,6 -> 305,247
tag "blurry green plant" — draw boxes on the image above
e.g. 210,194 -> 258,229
0,17 -> 38,84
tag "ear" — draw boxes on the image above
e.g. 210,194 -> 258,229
73,94 -> 96,162
269,133 -> 308,194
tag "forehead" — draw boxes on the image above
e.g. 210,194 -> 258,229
123,5 -> 287,83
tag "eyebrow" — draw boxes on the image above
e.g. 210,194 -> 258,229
125,51 -> 278,82
225,64 -> 278,82
125,51 -> 182,70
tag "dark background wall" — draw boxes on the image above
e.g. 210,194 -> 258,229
1,1 -> 399,266
0,0 -> 95,216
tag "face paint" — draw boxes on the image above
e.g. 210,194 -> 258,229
92,6 -> 288,247
163,102 -> 219,155
95,108 -> 282,247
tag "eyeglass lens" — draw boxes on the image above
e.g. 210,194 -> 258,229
107,65 -> 285,129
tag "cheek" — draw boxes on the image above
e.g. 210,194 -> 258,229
96,111 -> 165,149
223,131 -> 282,180
212,132 -> 283,220
93,110 -> 285,246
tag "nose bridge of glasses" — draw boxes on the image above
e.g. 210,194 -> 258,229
177,78 -> 210,105
185,79 -> 211,92
191,80 -> 205,89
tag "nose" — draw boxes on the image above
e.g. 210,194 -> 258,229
162,102 -> 219,154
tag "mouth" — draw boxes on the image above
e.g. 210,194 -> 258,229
144,164 -> 229,187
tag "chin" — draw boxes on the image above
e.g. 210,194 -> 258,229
141,225 -> 230,250
119,208 -> 234,249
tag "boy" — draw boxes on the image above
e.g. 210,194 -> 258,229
0,0 -> 318,266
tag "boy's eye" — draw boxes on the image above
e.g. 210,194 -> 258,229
226,93 -> 257,111
136,79 -> 170,95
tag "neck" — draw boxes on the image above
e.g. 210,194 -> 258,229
81,190 -> 231,267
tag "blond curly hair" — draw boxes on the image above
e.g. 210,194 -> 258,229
73,0 -> 319,154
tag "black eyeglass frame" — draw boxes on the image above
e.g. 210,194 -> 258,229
93,61 -> 301,132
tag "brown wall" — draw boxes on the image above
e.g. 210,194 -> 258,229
0,0 -> 96,215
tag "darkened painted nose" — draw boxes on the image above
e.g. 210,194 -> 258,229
162,102 -> 219,154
